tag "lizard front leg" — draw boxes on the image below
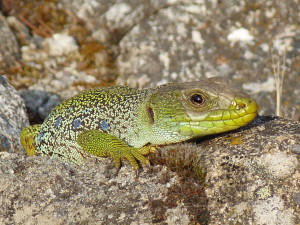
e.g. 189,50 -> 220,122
77,130 -> 157,171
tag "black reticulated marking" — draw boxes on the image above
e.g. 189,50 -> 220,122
147,106 -> 155,125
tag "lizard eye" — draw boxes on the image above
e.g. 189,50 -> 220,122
191,94 -> 205,105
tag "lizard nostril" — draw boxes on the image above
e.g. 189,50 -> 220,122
236,102 -> 246,110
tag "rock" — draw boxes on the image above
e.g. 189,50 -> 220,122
113,0 -> 300,118
199,116 -> 300,224
154,116 -> 300,224
6,0 -> 299,118
60,0 -> 168,44
0,153 -> 191,224
0,113 -> 299,224
0,12 -> 20,73
43,33 -> 79,56
0,75 -> 29,152
19,89 -> 62,124
6,16 -> 32,46
157,116 -> 300,224
116,3 -> 218,88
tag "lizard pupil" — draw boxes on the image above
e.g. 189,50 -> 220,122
191,94 -> 204,105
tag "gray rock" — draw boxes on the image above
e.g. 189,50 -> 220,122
0,12 -> 20,73
60,0 -> 170,44
10,0 -> 299,118
0,76 -> 29,153
19,89 -> 62,124
199,116 -> 300,224
113,0 -> 299,119
0,114 -> 299,224
117,3 -> 219,87
156,117 -> 300,225
6,16 -> 32,46
0,153 -> 189,224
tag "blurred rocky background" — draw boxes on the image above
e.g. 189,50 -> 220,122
0,0 -> 299,121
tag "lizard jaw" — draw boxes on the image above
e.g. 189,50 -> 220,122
177,98 -> 258,137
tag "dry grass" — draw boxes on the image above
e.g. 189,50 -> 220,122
270,48 -> 287,117
150,143 -> 207,184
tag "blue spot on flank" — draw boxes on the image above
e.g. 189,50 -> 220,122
67,106 -> 74,113
38,132 -> 44,143
55,117 -> 62,128
82,108 -> 91,114
73,118 -> 82,129
100,120 -> 110,131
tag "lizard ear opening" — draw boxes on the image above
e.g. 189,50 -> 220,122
146,106 -> 155,125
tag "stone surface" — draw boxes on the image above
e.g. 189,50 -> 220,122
0,12 -> 20,73
19,89 -> 62,124
3,0 -> 299,119
0,76 -> 29,153
60,0 -> 170,44
0,112 -> 299,224
156,116 -> 300,224
113,0 -> 300,119
0,153 -> 192,224
116,2 -> 214,87
43,33 -> 79,56
200,116 -> 300,224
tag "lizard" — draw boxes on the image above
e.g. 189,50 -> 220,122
20,77 -> 258,172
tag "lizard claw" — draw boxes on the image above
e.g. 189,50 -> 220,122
114,166 -> 121,176
149,146 -> 159,154
134,169 -> 139,180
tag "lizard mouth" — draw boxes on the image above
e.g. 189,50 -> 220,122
178,98 -> 258,137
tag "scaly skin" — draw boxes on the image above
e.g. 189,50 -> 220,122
20,77 -> 258,171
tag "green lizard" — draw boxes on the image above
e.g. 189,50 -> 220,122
20,77 -> 258,171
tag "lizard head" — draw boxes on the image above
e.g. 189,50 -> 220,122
146,77 -> 258,143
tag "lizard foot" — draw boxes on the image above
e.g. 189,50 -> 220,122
20,124 -> 41,156
77,130 -> 157,172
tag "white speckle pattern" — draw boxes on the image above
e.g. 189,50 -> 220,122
227,28 -> 254,44
243,77 -> 275,94
253,196 -> 294,225
105,3 -> 131,24
258,152 -> 298,178
192,30 -> 204,45
159,52 -> 170,70
43,34 -> 78,56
